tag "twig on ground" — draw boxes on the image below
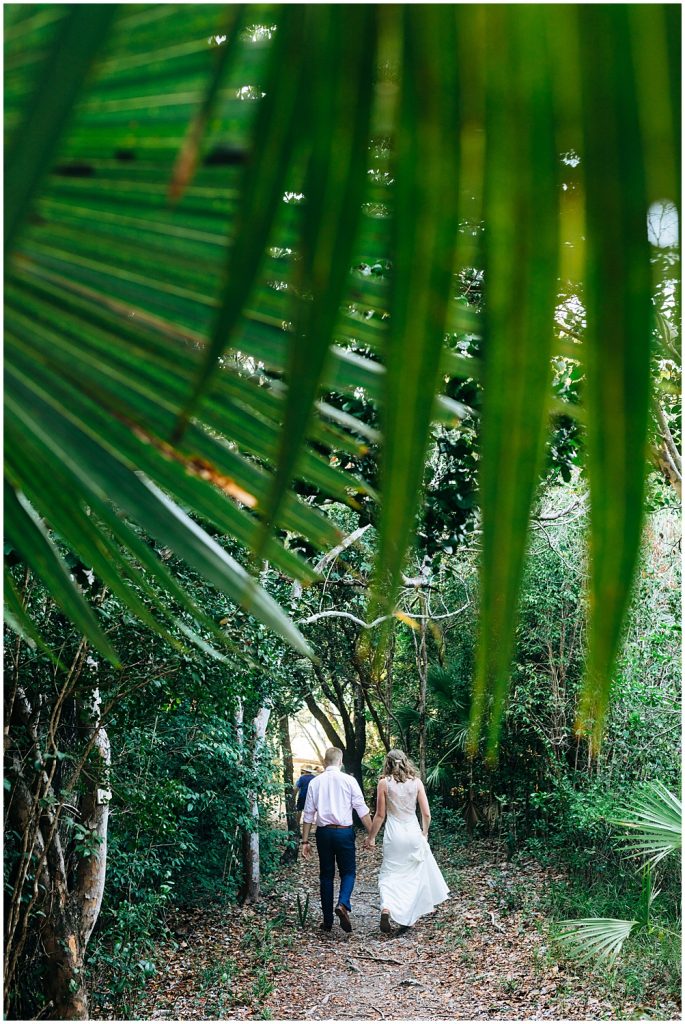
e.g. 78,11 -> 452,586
347,952 -> 403,966
488,910 -> 505,933
370,1004 -> 386,1019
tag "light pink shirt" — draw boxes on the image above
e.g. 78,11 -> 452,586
302,766 -> 370,826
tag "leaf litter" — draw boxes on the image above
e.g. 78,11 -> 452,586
124,837 -> 679,1020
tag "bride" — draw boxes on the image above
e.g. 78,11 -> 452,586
364,749 -> 449,932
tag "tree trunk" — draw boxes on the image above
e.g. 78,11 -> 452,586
278,715 -> 299,863
240,706 -> 271,903
416,608 -> 428,781
385,631 -> 396,744
74,689 -> 111,949
41,902 -> 89,1020
5,680 -> 110,1020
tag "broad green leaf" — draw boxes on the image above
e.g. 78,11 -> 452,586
6,367 -> 314,660
169,7 -> 246,202
4,570 -> 39,650
627,5 -> 679,204
5,422 -> 191,652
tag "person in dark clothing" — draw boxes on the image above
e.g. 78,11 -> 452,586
294,765 -> 318,825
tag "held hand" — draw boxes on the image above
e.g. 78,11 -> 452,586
363,836 -> 375,851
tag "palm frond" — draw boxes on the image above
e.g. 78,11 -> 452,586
556,918 -> 637,967
4,5 -> 678,748
612,782 -> 682,868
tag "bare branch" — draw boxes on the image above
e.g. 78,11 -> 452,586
655,401 -> 682,475
313,524 -> 372,575
297,609 -> 395,629
298,601 -> 470,630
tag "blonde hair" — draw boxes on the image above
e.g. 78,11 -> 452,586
324,747 -> 343,766
382,748 -> 418,784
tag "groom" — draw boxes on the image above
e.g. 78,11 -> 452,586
301,747 -> 373,932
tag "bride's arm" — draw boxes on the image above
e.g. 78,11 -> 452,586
365,780 -> 387,846
417,779 -> 431,837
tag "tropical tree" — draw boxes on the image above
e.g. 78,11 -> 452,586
5,4 -> 680,759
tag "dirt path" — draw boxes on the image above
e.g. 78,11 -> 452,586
136,837 -> 678,1020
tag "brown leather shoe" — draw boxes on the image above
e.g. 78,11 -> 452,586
380,911 -> 391,933
335,904 -> 352,932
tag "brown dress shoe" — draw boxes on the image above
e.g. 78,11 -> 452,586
335,904 -> 352,932
380,911 -> 391,933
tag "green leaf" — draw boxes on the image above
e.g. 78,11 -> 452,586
257,5 -> 377,551
374,6 -> 462,614
612,782 -> 682,868
469,6 -> 560,756
4,4 -> 117,253
556,918 -> 637,966
5,421 -> 190,653
576,6 -> 653,749
169,7 -> 246,203
4,570 -> 39,650
179,7 -> 306,432
4,483 -> 120,665
6,367 -> 314,659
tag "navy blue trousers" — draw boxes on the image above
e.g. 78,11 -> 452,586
315,826 -> 356,925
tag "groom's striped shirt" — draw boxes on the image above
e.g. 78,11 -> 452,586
302,766 -> 370,827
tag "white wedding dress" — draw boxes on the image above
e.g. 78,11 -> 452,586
378,777 -> 449,926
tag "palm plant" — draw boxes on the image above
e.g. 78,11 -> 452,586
557,782 -> 682,965
4,5 -> 680,750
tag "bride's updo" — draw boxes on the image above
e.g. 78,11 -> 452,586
382,748 -> 418,784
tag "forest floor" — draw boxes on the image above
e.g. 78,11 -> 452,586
135,836 -> 679,1021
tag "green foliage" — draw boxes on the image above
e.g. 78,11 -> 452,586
4,4 -> 679,752
613,782 -> 682,868
552,778 -> 681,969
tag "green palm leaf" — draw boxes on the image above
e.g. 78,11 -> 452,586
375,6 -> 461,613
257,5 -> 377,551
575,6 -> 654,748
4,484 -> 120,665
469,6 -> 559,756
4,4 -> 677,748
4,4 -> 116,253
557,917 -> 637,966
178,6 -> 305,430
612,782 -> 682,868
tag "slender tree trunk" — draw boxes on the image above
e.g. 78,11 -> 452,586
416,603 -> 429,781
278,715 -> 299,863
240,706 -> 270,903
385,632 -> 396,743
73,689 -> 111,949
5,681 -> 110,1020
